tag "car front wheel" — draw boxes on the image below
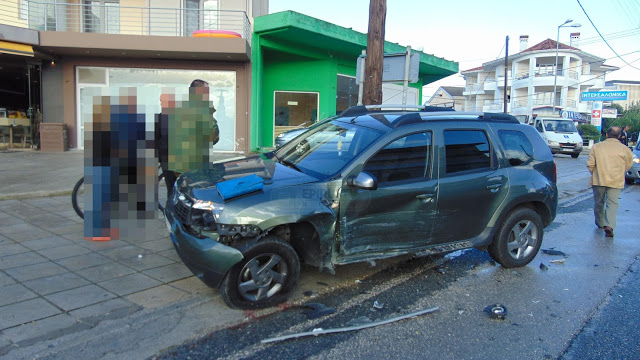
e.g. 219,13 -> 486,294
220,236 -> 300,309
489,207 -> 543,268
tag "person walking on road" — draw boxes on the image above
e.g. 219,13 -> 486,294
587,126 -> 633,237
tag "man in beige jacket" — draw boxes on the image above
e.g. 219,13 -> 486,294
587,126 -> 633,237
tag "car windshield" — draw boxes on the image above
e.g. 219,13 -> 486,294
544,120 -> 578,133
274,120 -> 384,180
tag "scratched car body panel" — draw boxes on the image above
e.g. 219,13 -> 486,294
165,105 -> 558,309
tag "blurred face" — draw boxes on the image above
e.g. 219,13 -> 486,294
192,84 -> 210,101
160,93 -> 175,109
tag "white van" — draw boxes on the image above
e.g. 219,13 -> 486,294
532,117 -> 583,158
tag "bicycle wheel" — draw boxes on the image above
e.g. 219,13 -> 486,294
71,177 -> 85,220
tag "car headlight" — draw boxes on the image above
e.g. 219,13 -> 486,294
633,153 -> 640,164
548,140 -> 559,146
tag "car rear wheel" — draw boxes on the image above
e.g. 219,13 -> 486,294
489,207 -> 543,268
571,153 -> 579,158
220,236 -> 300,309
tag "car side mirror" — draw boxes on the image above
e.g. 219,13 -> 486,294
347,171 -> 377,190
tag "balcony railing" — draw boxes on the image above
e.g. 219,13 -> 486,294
0,0 -> 251,40
514,69 -> 580,81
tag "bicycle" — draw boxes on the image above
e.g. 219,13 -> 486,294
72,167 -> 169,220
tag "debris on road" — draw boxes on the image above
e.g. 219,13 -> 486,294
550,258 -> 567,264
540,263 -> 549,271
302,303 -> 336,320
372,301 -> 384,310
345,316 -> 372,327
484,304 -> 507,320
541,249 -> 567,257
261,306 -> 440,343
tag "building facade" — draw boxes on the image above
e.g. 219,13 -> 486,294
251,11 -> 459,150
424,86 -> 465,111
1,0 -> 267,151
604,80 -> 640,111
461,35 -> 619,123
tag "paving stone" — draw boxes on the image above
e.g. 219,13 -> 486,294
98,245 -> 148,261
1,222 -> 32,235
137,238 -> 174,252
98,273 -> 162,296
45,223 -> 84,236
76,239 -> 129,252
56,252 -> 112,271
78,262 -> 136,283
36,243 -> 92,261
4,261 -> 68,282
143,262 -> 193,283
2,313 -> 86,345
20,235 -> 73,251
118,253 -> 174,271
157,248 -> 181,262
5,228 -> 56,243
0,243 -> 30,257
0,252 -> 48,270
169,276 -> 216,296
69,298 -> 140,322
0,298 -> 61,330
45,284 -> 117,312
125,285 -> 191,309
0,234 -> 15,246
24,272 -> 90,296
0,271 -> 16,287
0,283 -> 38,306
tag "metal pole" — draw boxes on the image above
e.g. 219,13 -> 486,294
357,50 -> 366,106
503,36 -> 508,113
402,46 -> 411,105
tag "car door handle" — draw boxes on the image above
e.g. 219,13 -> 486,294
416,193 -> 435,203
486,183 -> 503,192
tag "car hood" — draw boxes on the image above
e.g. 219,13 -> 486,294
176,155 -> 319,202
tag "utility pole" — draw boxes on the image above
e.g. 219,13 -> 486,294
503,36 -> 509,113
363,0 -> 386,105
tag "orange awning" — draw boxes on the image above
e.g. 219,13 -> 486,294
0,40 -> 34,57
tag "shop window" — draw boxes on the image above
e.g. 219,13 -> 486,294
336,75 -> 358,114
273,91 -> 318,139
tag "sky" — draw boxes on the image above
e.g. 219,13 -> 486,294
269,0 -> 640,101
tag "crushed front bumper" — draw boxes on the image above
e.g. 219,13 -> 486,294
164,203 -> 243,288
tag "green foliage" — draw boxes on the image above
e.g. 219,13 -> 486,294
577,124 -> 600,138
609,101 -> 640,133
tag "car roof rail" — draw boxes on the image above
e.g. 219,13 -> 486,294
339,104 -> 454,117
478,113 -> 520,123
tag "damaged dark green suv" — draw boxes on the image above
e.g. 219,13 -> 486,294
164,105 -> 558,309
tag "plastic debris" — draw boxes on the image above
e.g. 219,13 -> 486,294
355,279 -> 363,284
302,303 -> 336,320
484,304 -> 507,320
541,249 -> 566,257
261,306 -> 440,343
137,254 -> 143,259
373,301 -> 384,310
317,281 -> 329,287
369,260 -> 377,267
549,259 -> 566,264
540,263 -> 549,271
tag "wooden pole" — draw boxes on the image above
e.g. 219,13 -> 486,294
363,0 -> 386,105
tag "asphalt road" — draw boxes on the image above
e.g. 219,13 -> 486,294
152,155 -> 640,360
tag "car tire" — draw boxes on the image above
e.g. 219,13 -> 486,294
626,178 -> 635,185
571,153 -> 579,158
220,236 -> 300,309
488,207 -> 543,268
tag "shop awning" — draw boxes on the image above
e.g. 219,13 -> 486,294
0,40 -> 34,57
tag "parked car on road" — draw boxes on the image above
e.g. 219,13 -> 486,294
625,142 -> 640,185
164,105 -> 558,309
532,117 -> 583,158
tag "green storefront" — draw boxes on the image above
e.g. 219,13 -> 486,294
251,11 -> 458,150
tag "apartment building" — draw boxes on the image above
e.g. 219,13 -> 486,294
0,0 -> 267,151
604,80 -> 640,110
461,34 -> 619,123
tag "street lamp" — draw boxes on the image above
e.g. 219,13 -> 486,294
552,19 -> 581,114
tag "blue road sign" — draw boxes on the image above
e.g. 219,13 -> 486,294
580,91 -> 628,101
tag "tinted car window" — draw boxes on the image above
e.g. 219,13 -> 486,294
364,132 -> 431,183
498,130 -> 534,166
444,130 -> 491,174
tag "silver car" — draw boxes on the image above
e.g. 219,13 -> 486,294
625,142 -> 640,185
